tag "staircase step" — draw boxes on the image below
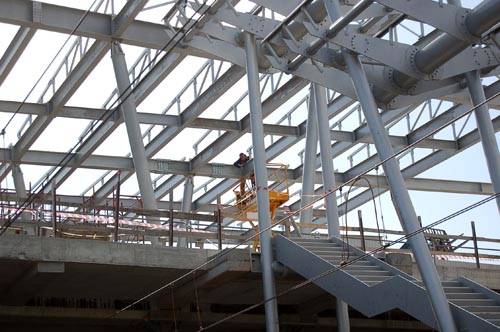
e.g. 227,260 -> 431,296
415,280 -> 462,287
476,312 -> 500,320
344,265 -> 382,271
356,275 -> 393,282
320,257 -> 374,267
348,270 -> 393,277
301,245 -> 345,251
463,306 -> 500,313
314,250 -> 356,257
443,286 -> 475,293
450,299 -> 498,306
446,293 -> 486,300
317,255 -> 366,263
293,238 -> 331,244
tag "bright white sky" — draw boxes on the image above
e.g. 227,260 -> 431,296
0,0 -> 498,253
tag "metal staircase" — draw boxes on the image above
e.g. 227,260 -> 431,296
274,235 -> 500,331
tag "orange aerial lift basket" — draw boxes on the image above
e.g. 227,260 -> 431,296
231,163 -> 290,250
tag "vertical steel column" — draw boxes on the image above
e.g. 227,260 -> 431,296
358,210 -> 366,252
114,172 -> 121,242
342,52 -> 457,332
471,221 -> 480,269
243,31 -> 280,332
169,190 -> 174,247
465,70 -> 500,213
110,42 -> 158,219
313,84 -> 341,237
313,83 -> 350,332
300,89 -> 318,227
51,182 -> 57,237
178,176 -> 194,247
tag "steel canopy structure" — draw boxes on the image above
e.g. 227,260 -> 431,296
0,0 -> 499,331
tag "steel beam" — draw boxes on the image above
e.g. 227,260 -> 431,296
465,70 -> 500,212
313,84 -> 341,238
178,176 -> 194,247
0,147 -> 494,197
111,42 -> 158,219
343,51 -> 457,331
299,89 -> 318,226
0,27 -> 35,86
11,164 -> 27,200
243,31 -> 279,332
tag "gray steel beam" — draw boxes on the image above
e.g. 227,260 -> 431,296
313,84 -> 341,237
178,176 -> 194,247
0,147 -> 493,197
0,27 -> 35,86
0,0 -> 215,58
326,0 -> 456,328
299,89 -> 318,226
0,99 -> 469,149
243,31 -> 279,332
465,70 -> 500,212
11,164 -> 27,200
111,42 -> 158,218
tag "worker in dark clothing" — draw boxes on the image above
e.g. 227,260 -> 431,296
233,153 -> 255,196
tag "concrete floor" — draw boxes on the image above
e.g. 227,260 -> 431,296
0,235 -> 498,331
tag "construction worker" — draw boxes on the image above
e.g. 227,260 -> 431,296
233,153 -> 255,195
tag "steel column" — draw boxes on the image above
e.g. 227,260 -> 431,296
299,89 -> 318,226
178,175 -> 194,248
313,83 -> 350,332
342,52 -> 457,332
11,164 -> 27,200
110,42 -> 158,218
313,84 -> 341,237
243,31 -> 279,332
11,163 -> 31,227
465,70 -> 500,213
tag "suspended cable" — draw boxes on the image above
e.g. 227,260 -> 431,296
197,193 -> 499,331
108,89 -> 500,318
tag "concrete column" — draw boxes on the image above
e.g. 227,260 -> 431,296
465,70 -> 500,213
243,31 -> 280,332
313,83 -> 350,332
299,89 -> 318,228
178,176 -> 194,248
343,52 -> 457,332
110,42 -> 158,217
